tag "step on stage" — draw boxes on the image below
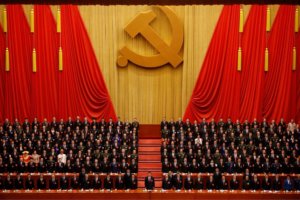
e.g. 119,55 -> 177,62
1,189 -> 299,200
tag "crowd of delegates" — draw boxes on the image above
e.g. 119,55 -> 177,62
0,170 -> 138,190
161,117 -> 300,190
162,172 -> 300,191
0,117 -> 139,174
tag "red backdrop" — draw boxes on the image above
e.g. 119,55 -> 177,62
0,25 -> 5,123
0,5 -> 116,122
184,5 -> 299,123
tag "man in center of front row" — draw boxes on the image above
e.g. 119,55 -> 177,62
145,172 -> 155,190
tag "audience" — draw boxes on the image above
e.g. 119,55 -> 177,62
0,117 -> 139,174
161,117 -> 299,191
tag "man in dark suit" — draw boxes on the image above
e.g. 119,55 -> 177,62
130,174 -> 137,190
184,172 -> 193,190
70,174 -> 79,189
115,173 -> 124,190
194,173 -> 204,190
174,173 -> 183,190
37,174 -> 46,189
230,174 -> 240,190
261,175 -> 272,190
272,174 -> 282,190
60,173 -> 68,190
49,174 -> 58,190
14,174 -> 24,190
252,175 -> 261,190
91,174 -> 102,190
242,175 -> 251,190
213,168 -> 222,189
4,175 -> 14,190
82,174 -> 91,190
206,176 -> 215,190
25,174 -> 34,189
144,172 -> 155,190
104,174 -> 113,190
162,174 -> 172,190
220,175 -> 229,190
283,175 -> 293,191
124,169 -> 131,189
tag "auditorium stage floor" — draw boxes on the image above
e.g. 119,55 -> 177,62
0,189 -> 299,199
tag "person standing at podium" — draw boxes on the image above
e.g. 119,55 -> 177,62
145,171 -> 155,190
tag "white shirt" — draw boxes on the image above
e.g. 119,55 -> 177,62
58,153 -> 67,164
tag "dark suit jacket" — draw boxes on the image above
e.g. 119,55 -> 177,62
15,178 -> 24,189
184,178 -> 193,190
60,177 -> 68,190
37,179 -> 46,189
104,178 -> 112,190
115,177 -> 124,189
49,179 -> 58,189
162,179 -> 172,190
145,176 -> 155,190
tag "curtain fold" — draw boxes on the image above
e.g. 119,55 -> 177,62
3,5 -> 32,121
59,5 -> 117,121
183,5 -> 240,122
295,9 -> 300,124
239,5 -> 266,122
30,5 -> 59,120
263,5 -> 296,121
0,25 -> 5,122
184,5 -> 298,123
1,5 -> 117,122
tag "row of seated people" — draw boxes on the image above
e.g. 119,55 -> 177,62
0,170 -> 138,190
160,118 -> 299,174
1,116 -> 139,131
162,171 -> 300,191
160,117 -> 298,132
0,117 -> 139,173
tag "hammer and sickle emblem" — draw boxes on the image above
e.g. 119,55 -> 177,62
117,6 -> 184,69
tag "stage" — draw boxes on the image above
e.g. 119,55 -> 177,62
0,189 -> 299,200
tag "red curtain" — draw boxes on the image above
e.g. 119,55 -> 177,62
262,6 -> 296,122
0,25 -> 5,122
183,5 -> 240,122
0,5 -> 116,122
3,5 -> 32,121
31,5 -> 59,120
58,5 -> 117,121
239,5 -> 266,122
184,5 -> 298,123
297,19 -> 300,124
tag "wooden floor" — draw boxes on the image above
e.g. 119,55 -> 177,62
1,189 -> 299,199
